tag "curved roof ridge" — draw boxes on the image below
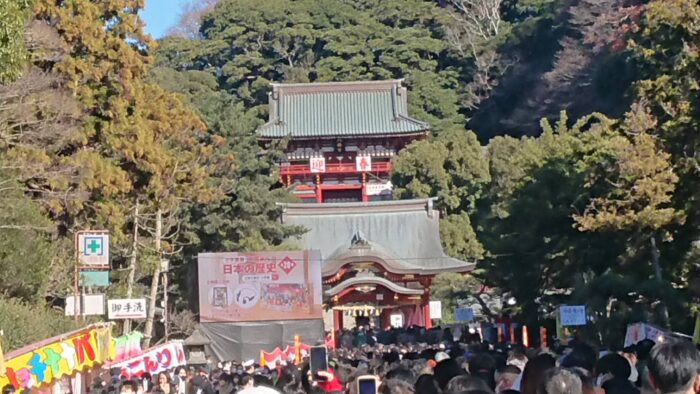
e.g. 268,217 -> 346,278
325,275 -> 424,296
271,79 -> 405,92
279,198 -> 436,215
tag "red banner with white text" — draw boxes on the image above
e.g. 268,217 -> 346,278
110,342 -> 185,378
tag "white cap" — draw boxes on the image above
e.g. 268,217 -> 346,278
435,352 -> 450,362
507,359 -> 527,372
242,359 -> 255,367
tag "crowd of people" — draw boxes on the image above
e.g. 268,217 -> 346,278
83,327 -> 699,394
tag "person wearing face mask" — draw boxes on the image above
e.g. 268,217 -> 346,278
174,367 -> 188,394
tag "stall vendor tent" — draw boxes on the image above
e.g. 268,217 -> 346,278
0,324 -> 112,391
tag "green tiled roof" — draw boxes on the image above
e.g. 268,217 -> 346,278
257,80 -> 429,138
278,198 -> 474,274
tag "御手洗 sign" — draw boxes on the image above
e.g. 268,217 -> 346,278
310,157 -> 326,173
559,305 -> 587,326
108,298 -> 147,320
455,307 -> 475,322
77,231 -> 110,268
355,155 -> 372,172
429,300 -> 442,320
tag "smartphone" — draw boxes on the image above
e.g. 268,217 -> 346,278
357,375 -> 378,394
309,346 -> 328,374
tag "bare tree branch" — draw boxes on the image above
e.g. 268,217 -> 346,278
446,0 -> 508,109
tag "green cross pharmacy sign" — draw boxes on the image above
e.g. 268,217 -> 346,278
77,231 -> 110,268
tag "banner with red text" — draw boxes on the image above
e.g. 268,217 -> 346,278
198,251 -> 323,323
110,341 -> 185,378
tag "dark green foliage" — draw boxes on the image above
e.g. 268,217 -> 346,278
0,298 -> 83,352
0,164 -> 69,302
156,0 -> 468,133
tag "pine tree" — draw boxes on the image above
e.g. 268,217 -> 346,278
29,0 -> 220,343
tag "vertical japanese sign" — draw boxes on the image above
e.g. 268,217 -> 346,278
355,155 -> 372,172
77,231 -> 110,268
107,299 -> 147,319
309,157 -> 326,173
197,251 -> 323,323
429,301 -> 443,320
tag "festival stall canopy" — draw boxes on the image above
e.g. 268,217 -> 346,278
0,323 -> 113,390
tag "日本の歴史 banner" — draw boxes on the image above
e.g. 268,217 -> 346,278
197,251 -> 323,323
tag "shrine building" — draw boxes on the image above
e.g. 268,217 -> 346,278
257,80 -> 473,330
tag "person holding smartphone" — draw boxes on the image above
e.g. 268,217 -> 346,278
357,375 -> 380,394
315,369 -> 344,393
307,346 -> 344,393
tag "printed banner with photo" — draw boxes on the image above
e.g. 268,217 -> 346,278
198,251 -> 323,323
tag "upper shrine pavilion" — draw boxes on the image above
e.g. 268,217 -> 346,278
257,80 -> 473,330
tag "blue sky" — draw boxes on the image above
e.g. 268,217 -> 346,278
141,0 -> 185,39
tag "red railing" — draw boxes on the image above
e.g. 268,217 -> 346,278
280,161 -> 392,176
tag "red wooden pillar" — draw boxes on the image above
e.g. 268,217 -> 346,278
333,309 -> 343,333
423,304 -> 432,329
421,281 -> 433,329
540,327 -> 548,348
380,308 -> 391,329
315,174 -> 322,203
361,173 -> 368,202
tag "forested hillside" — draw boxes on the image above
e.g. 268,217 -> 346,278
0,0 -> 698,349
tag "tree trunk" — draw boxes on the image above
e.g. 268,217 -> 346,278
650,234 -> 670,328
163,271 -> 169,341
650,235 -> 662,281
123,200 -> 139,335
143,208 -> 162,348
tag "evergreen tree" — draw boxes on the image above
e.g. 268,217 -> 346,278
156,0 -> 469,132
392,128 -> 490,259
0,0 -> 33,82
630,0 -> 700,294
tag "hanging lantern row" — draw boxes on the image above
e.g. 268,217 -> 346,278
334,305 -> 383,317
345,308 -> 381,317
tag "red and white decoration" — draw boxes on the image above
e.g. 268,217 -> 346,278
310,157 -> 326,173
111,341 -> 186,378
355,155 -> 372,172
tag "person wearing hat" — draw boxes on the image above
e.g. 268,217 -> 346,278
435,352 -> 450,363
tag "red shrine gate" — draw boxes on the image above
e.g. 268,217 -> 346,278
258,80 -> 426,204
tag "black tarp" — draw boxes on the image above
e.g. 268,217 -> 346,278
199,320 -> 324,362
